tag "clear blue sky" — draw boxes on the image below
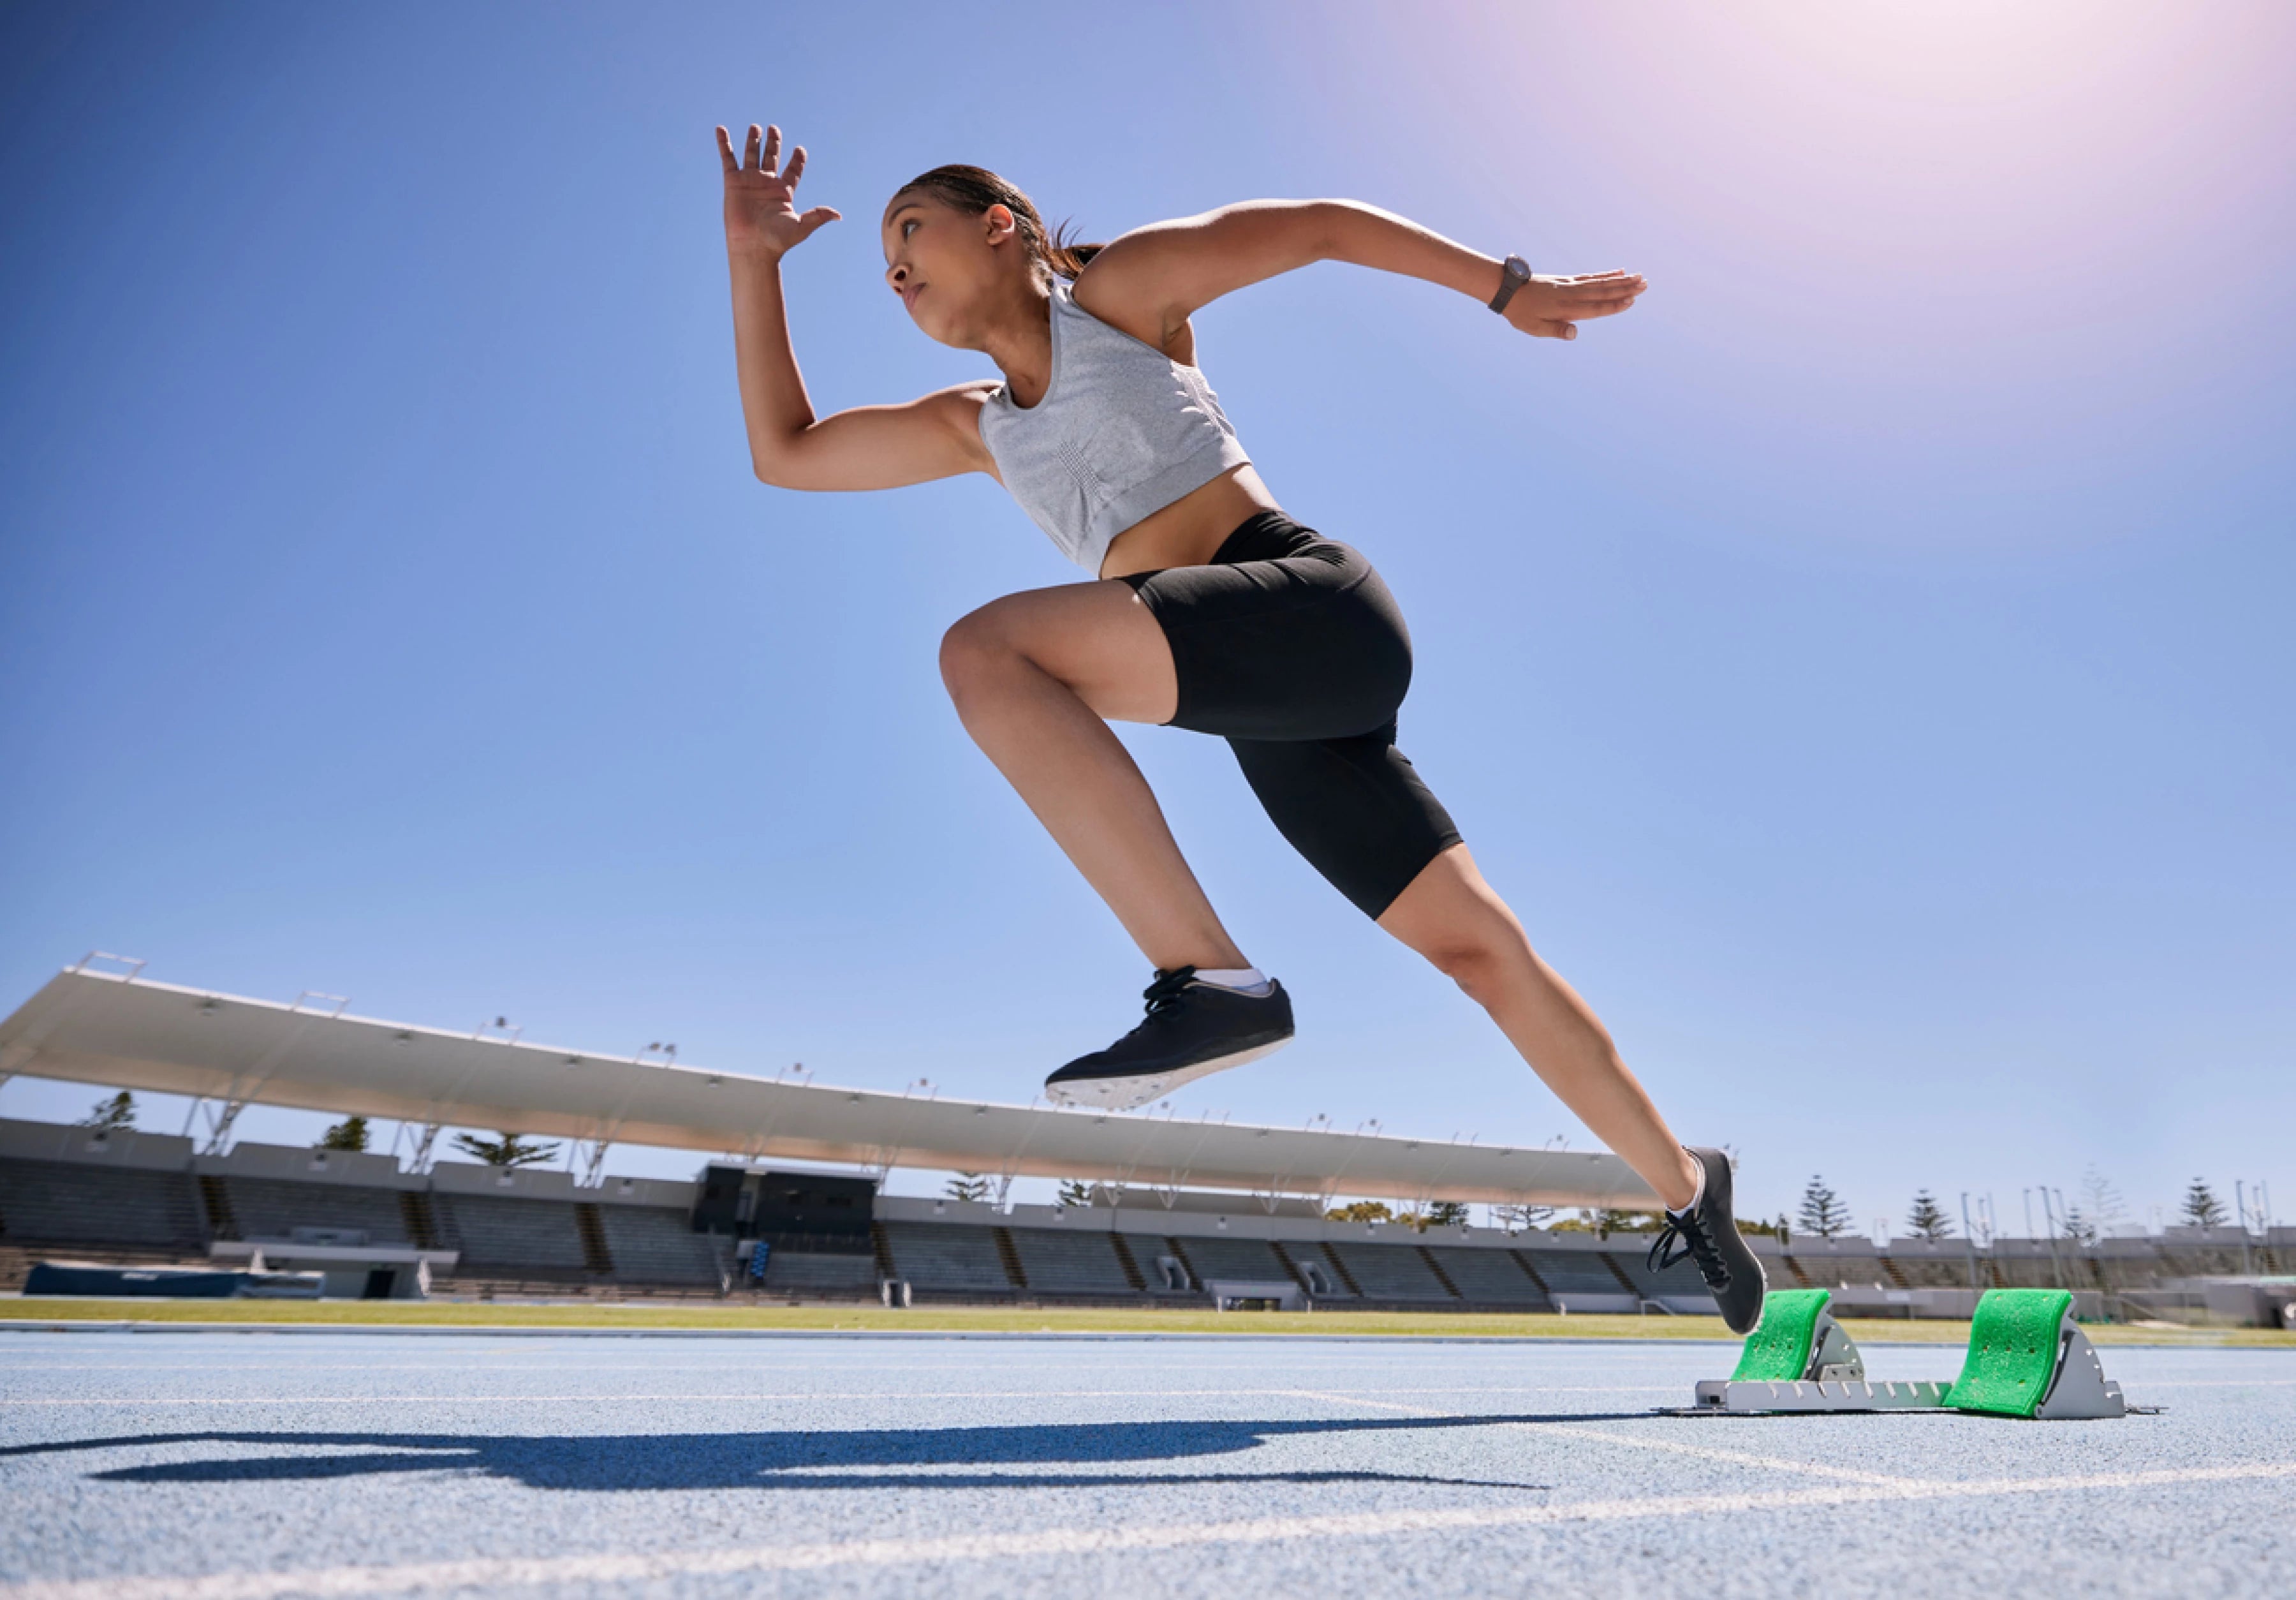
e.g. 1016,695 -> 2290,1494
3,2 -> 2290,1230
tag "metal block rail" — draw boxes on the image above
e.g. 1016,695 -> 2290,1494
1684,1287 -> 2130,1419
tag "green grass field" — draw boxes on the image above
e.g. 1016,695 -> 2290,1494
5,1296 -> 2289,1346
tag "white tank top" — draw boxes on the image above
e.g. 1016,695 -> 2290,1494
977,280 -> 1252,573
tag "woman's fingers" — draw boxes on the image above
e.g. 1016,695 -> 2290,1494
716,126 -> 738,175
744,124 -> 762,172
784,145 -> 807,188
761,124 -> 783,175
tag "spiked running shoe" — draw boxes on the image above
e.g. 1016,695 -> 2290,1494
1043,967 -> 1294,1110
1647,1145 -> 1768,1335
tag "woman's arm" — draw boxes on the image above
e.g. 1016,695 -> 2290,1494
1073,198 -> 1643,353
719,123 -> 992,491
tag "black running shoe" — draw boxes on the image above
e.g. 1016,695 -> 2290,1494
1647,1146 -> 1768,1335
1043,967 -> 1294,1110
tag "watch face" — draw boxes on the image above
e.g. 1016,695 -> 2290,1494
1508,255 -> 1532,281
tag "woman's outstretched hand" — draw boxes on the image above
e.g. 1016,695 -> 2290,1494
717,122 -> 841,259
1503,269 -> 1646,341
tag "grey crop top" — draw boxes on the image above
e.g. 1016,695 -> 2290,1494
977,279 -> 1252,573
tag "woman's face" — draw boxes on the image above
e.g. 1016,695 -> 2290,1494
881,191 -> 1027,347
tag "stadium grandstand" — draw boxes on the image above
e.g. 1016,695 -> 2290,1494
3,959 -> 2289,1323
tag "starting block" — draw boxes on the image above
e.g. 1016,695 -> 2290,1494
1686,1287 -> 2128,1419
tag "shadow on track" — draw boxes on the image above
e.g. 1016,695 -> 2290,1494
0,1411 -> 1649,1492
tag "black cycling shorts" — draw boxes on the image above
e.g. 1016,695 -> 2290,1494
1121,510 -> 1462,919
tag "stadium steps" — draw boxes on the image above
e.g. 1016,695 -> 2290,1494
399,1191 -> 440,1250
1508,1249 -> 1551,1296
573,1203 -> 615,1275
1162,1235 -> 1200,1291
1416,1245 -> 1462,1298
1313,1241 -> 1364,1296
1882,1256 -> 1911,1288
1779,1254 -> 1815,1287
1107,1231 -> 1148,1291
197,1174 -> 239,1241
1598,1251 -> 1640,1294
1265,1240 -> 1311,1295
869,1221 -> 897,1280
990,1226 -> 1028,1289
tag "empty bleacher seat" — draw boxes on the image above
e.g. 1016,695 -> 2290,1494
1328,1241 -> 1454,1300
0,1158 -> 203,1247
1171,1235 -> 1292,1284
221,1177 -> 409,1244
879,1222 -> 1012,1291
1425,1247 -> 1548,1305
762,1252 -> 878,1293
433,1194 -> 589,1270
1519,1249 -> 1626,1295
1005,1229 -> 1135,1294
1603,1243 -> 1712,1301
594,1206 -> 721,1285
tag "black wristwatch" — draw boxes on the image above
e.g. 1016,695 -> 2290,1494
1488,253 -> 1532,313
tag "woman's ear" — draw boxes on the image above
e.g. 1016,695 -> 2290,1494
982,203 -> 1018,246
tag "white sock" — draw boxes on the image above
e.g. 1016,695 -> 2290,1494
1668,1153 -> 1707,1219
1193,965 -> 1272,996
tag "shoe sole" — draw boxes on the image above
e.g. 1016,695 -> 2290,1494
1043,1037 -> 1292,1111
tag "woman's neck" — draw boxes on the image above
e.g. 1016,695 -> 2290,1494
980,282 -> 1054,408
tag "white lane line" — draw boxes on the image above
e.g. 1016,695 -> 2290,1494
1280,1388 -> 1924,1486
0,1385 -> 1670,1407
5,1462 -> 2288,1600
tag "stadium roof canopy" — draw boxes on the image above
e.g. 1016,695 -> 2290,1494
0,961 -> 1658,1210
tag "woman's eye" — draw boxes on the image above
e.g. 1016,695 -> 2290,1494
902,221 -> 917,237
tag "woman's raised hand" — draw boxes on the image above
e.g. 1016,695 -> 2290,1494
1503,269 -> 1647,341
716,122 -> 841,258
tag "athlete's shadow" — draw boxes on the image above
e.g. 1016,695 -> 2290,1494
2,1411 -> 1646,1492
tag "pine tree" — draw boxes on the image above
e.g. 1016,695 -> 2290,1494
1798,1175 -> 1849,1240
1056,1180 -> 1093,1208
318,1116 -> 369,1152
77,1092 -> 136,1133
945,1171 -> 992,1204
1424,1201 -> 1469,1229
450,1130 -> 559,1169
2180,1177 -> 2227,1230
1906,1189 -> 1954,1241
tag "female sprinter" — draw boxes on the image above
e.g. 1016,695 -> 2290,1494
715,122 -> 1763,1331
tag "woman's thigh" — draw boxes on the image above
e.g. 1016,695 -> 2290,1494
940,579 -> 1179,725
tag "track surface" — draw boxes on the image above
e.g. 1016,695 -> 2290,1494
2,1331 -> 2288,1597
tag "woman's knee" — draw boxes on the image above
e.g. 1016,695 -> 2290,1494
1415,912 -> 1534,1005
938,604 -> 1019,707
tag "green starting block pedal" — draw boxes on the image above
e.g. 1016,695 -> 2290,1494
1946,1288 -> 2126,1419
1682,1287 -> 2130,1419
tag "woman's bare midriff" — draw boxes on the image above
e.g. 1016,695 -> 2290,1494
1096,465 -> 1283,581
